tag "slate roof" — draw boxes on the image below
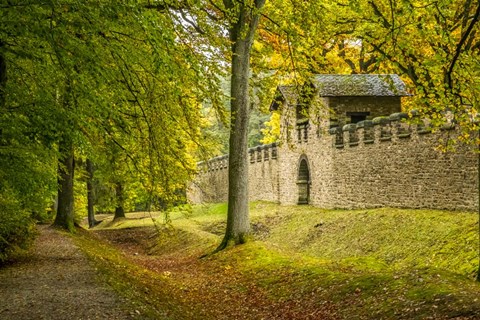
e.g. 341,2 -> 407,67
278,85 -> 300,105
311,74 -> 410,97
269,85 -> 300,111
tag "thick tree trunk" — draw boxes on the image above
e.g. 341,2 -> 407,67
477,151 -> 480,282
0,40 -> 6,106
217,0 -> 265,250
53,138 -> 75,231
86,158 -> 99,228
222,39 -> 252,246
114,182 -> 125,220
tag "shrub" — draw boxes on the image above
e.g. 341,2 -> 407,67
0,191 -> 36,263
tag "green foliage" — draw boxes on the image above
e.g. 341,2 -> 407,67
260,111 -> 281,144
198,74 -> 275,156
0,190 -> 36,263
248,108 -> 270,147
256,0 -> 480,141
0,88 -> 56,257
198,105 -> 230,157
337,0 -> 480,131
1,0 -> 227,231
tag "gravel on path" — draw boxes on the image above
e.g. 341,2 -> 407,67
0,225 -> 135,320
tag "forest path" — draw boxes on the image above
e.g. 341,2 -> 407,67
0,225 -> 135,320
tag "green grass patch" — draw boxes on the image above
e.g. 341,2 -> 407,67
78,202 -> 480,319
92,211 -> 164,230
72,228 -> 220,319
255,206 -> 479,278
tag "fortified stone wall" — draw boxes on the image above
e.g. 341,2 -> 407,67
248,144 -> 281,202
188,143 -> 280,204
187,155 -> 229,204
188,113 -> 478,211
329,121 -> 476,210
277,113 -> 478,211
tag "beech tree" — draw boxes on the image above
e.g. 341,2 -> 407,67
152,1 -> 267,249
1,1 -> 223,235
212,0 -> 265,249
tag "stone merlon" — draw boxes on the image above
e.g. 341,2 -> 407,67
188,74 -> 477,211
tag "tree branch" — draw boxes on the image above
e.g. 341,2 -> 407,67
446,1 -> 480,90
368,0 -> 391,29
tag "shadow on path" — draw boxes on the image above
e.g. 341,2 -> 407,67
0,225 -> 134,320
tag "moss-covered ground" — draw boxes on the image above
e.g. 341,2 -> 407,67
73,202 -> 480,319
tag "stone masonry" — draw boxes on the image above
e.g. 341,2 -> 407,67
188,75 -> 478,211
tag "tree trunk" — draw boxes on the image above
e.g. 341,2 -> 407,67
0,40 -> 6,106
114,182 -> 125,220
217,0 -> 265,250
53,138 -> 75,231
86,158 -> 99,228
477,150 -> 480,282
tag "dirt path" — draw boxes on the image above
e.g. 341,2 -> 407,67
0,225 -> 135,320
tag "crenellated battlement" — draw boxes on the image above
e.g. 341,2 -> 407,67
197,142 -> 279,174
190,142 -> 281,204
249,143 -> 279,163
188,110 -> 477,211
197,155 -> 229,173
327,111 -> 446,148
188,74 -> 478,211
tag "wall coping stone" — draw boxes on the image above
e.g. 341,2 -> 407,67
372,116 -> 390,125
356,120 -> 373,128
328,127 -> 341,135
389,112 -> 408,121
343,123 -> 357,132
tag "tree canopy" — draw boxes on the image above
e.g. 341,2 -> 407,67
1,0 -> 479,259
0,0 -> 224,244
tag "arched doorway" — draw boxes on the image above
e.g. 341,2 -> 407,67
297,156 -> 310,204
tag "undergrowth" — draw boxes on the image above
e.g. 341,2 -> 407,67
0,193 -> 37,263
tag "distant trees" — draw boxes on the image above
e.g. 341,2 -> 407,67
85,159 -> 99,228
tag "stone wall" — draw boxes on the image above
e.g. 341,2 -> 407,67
188,144 -> 280,203
329,96 -> 402,123
278,114 -> 478,211
187,155 -> 229,203
188,113 -> 478,212
331,124 -> 476,210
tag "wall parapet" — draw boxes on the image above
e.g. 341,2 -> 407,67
197,142 -> 279,173
189,108 -> 477,211
249,142 -> 279,163
328,111 -> 455,148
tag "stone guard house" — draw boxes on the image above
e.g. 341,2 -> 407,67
188,74 -> 478,211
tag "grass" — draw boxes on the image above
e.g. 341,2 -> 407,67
73,202 -> 480,319
259,206 -> 478,275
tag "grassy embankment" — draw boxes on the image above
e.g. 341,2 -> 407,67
73,202 -> 480,319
